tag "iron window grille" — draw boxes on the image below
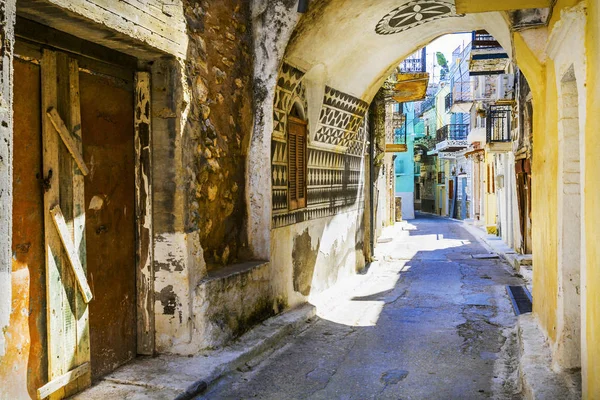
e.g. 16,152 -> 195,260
486,104 -> 511,142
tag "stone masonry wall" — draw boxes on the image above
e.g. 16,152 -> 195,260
183,0 -> 254,269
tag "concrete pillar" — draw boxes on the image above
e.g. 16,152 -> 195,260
0,0 -> 16,357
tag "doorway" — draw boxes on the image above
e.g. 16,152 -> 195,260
80,62 -> 136,380
13,37 -> 140,396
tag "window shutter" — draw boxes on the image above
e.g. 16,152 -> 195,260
288,117 -> 307,210
297,129 -> 306,208
289,127 -> 297,209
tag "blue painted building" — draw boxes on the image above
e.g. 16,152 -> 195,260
394,101 -> 425,219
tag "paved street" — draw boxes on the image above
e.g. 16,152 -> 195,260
203,215 -> 525,400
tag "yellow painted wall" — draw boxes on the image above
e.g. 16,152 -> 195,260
515,1 -> 600,394
455,0 -> 551,13
585,0 -> 600,395
483,154 -> 497,232
514,30 -> 559,344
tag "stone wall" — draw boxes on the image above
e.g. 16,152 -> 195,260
182,0 -> 254,268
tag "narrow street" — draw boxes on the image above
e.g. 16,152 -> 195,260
204,215 -> 525,400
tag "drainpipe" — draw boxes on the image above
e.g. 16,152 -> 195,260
369,103 -> 375,259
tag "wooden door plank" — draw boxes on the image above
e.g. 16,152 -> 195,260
46,107 -> 89,176
37,362 -> 90,400
68,57 -> 91,393
49,206 -> 93,303
55,52 -> 78,398
42,48 -> 69,400
134,71 -> 155,355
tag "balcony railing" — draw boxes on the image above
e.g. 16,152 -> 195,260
486,104 -> 511,142
470,30 -> 509,76
421,97 -> 435,113
472,30 -> 502,50
398,48 -> 427,73
436,124 -> 469,142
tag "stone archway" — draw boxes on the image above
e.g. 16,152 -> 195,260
247,0 -> 515,261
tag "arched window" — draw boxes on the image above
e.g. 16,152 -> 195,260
288,103 -> 307,210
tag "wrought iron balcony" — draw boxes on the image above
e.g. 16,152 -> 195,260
469,30 -> 509,76
398,48 -> 427,73
436,124 -> 469,142
435,124 -> 470,153
486,104 -> 511,142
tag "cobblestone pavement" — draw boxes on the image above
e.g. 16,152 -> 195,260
203,214 -> 525,400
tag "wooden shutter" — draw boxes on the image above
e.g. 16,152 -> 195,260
449,179 -> 454,200
288,117 -> 307,210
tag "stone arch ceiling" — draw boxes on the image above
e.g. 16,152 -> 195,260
284,0 -> 512,102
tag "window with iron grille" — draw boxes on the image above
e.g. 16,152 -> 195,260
445,92 -> 452,111
487,104 -> 511,142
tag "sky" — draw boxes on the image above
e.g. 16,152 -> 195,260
423,32 -> 472,82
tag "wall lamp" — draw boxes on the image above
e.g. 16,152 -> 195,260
298,0 -> 309,13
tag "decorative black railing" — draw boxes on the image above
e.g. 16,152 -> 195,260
398,48 -> 427,73
436,124 -> 469,142
486,104 -> 511,142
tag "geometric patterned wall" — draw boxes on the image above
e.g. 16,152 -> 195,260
272,63 -> 370,228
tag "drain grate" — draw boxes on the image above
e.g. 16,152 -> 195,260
507,285 -> 533,315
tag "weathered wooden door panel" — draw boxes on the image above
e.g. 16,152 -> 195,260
41,50 -> 91,399
79,71 -> 136,380
3,58 -> 47,399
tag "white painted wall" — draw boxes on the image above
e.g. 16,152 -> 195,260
397,192 -> 415,220
546,2 -> 587,373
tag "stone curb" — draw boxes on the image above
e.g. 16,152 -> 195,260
517,314 -> 581,400
75,304 -> 317,399
459,221 -> 534,292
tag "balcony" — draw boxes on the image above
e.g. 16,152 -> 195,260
393,49 -> 429,102
398,48 -> 427,73
450,76 -> 474,113
469,30 -> 510,76
486,104 -> 512,152
435,124 -> 469,153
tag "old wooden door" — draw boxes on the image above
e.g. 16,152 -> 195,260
40,50 -> 93,399
79,68 -> 137,380
13,26 -> 150,395
34,47 -> 137,396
